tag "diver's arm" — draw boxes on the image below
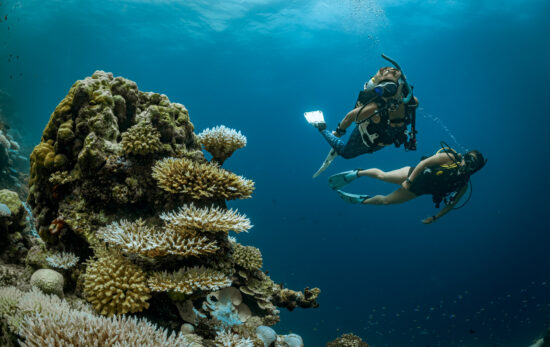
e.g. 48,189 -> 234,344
334,103 -> 378,136
422,184 -> 468,224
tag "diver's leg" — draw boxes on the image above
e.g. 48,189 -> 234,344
358,166 -> 411,185
319,129 -> 346,154
336,127 -> 376,159
362,187 -> 417,205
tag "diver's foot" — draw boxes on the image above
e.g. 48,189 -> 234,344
337,190 -> 370,204
311,121 -> 327,131
328,169 -> 361,190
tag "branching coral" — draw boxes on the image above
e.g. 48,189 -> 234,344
98,219 -> 219,258
83,251 -> 151,316
197,125 -> 247,164
19,303 -> 198,347
160,204 -> 252,234
152,157 -> 254,200
121,121 -> 163,155
232,243 -> 263,271
46,251 -> 79,269
214,330 -> 254,347
148,266 -> 231,295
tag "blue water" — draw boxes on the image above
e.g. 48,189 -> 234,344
2,0 -> 550,345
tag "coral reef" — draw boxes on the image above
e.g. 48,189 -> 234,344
327,333 -> 370,347
0,115 -> 29,198
16,72 -> 320,345
197,125 -> 247,165
82,250 -> 151,316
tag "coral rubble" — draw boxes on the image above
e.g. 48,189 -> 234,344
1,71 -> 322,346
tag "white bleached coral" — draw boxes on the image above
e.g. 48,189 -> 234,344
46,251 -> 79,269
197,125 -> 246,164
160,204 -> 252,234
214,330 -> 254,347
97,219 -> 219,258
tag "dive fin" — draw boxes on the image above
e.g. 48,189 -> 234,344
313,149 -> 337,178
337,190 -> 370,204
328,170 -> 360,190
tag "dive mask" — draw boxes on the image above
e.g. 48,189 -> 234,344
464,152 -> 487,174
364,78 -> 399,98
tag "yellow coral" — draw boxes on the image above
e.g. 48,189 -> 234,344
98,219 -> 219,258
152,157 -> 254,200
121,121 -> 163,155
83,251 -> 151,316
232,243 -> 263,271
148,266 -> 231,294
197,125 -> 246,164
160,204 -> 252,234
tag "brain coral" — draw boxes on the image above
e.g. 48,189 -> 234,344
83,251 -> 151,316
232,243 -> 263,271
197,125 -> 247,164
29,269 -> 64,297
152,157 -> 254,200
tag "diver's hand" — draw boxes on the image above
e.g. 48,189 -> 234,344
401,179 -> 411,190
332,131 -> 341,138
422,216 -> 436,224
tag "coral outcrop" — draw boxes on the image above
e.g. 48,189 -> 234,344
29,269 -> 64,296
327,333 -> 371,347
17,71 -> 319,345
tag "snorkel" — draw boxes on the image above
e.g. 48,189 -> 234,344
381,53 -> 413,104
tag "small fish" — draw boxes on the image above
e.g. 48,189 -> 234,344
4,15 -> 6,20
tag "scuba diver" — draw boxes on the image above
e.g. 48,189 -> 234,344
304,54 -> 419,177
329,144 -> 487,224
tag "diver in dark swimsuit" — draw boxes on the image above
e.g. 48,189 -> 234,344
329,146 -> 486,224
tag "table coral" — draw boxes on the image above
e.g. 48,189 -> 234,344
197,125 -> 247,165
160,203 -> 252,234
152,157 -> 254,200
148,266 -> 231,295
83,251 -> 151,316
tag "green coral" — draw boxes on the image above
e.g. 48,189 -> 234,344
0,190 -> 22,215
121,121 -> 162,155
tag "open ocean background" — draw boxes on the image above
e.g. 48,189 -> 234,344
1,0 -> 550,345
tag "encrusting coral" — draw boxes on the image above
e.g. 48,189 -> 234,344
197,125 -> 247,165
232,243 -> 263,271
148,266 -> 231,295
82,250 -> 151,316
121,121 -> 163,155
152,157 -> 254,200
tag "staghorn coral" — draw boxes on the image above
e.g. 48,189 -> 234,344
152,157 -> 254,200
148,266 -> 231,295
214,330 -> 254,347
45,251 -> 79,269
326,333 -> 370,347
98,219 -> 219,258
233,243 -> 263,271
197,125 -> 247,164
83,251 -> 151,316
161,203 -> 252,234
121,121 -> 163,155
